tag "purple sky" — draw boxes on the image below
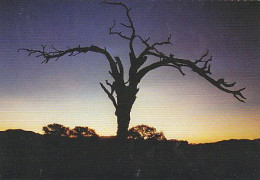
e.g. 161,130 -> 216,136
0,0 -> 259,143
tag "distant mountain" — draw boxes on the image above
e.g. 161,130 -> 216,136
0,129 -> 42,141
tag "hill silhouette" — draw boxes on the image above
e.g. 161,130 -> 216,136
0,129 -> 259,179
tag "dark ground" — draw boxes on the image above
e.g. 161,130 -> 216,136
0,129 -> 259,179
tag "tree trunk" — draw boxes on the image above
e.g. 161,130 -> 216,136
116,108 -> 131,140
115,86 -> 137,140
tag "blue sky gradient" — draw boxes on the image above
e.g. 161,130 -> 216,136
0,0 -> 259,143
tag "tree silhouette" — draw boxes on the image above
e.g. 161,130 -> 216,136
69,126 -> 98,139
20,2 -> 246,140
128,125 -> 166,141
42,123 -> 69,137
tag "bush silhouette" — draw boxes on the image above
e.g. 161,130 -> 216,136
69,126 -> 99,139
42,123 -> 70,137
128,125 -> 166,141
42,123 -> 99,139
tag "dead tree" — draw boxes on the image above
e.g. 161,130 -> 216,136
19,2 -> 246,140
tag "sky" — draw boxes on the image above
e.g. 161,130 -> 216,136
0,0 -> 259,143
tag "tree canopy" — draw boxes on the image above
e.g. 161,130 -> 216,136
128,125 -> 166,141
42,123 -> 69,137
69,126 -> 98,138
42,123 -> 99,138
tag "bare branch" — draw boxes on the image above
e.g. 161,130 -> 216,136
102,1 -> 134,35
105,80 -> 113,87
109,20 -> 131,40
136,61 -> 167,82
152,34 -> 172,47
195,49 -> 209,64
137,51 -> 246,102
108,70 -> 117,80
164,64 -> 186,76
201,56 -> 212,70
100,82 -> 117,108
102,1 -> 136,57
19,45 -> 120,80
217,78 -> 236,87
137,34 -> 172,60
106,80 -> 115,95
186,58 -> 246,102
120,22 -> 131,28
137,35 -> 150,47
51,45 -> 62,53
114,56 -> 124,82
233,88 -> 246,102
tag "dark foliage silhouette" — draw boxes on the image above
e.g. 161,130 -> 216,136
42,123 -> 99,139
0,129 -> 258,179
42,123 -> 69,137
128,124 -> 166,141
19,2 -> 246,139
69,126 -> 99,139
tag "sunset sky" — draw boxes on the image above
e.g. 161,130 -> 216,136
0,0 -> 259,143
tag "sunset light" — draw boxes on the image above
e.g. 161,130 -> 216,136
0,0 -> 259,143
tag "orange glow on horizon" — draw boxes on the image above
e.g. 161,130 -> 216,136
1,71 -> 259,144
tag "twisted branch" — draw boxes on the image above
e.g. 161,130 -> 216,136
108,20 -> 131,40
137,50 -> 246,102
102,1 -> 136,57
19,1 -> 246,104
137,34 -> 172,59
18,45 -> 120,78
